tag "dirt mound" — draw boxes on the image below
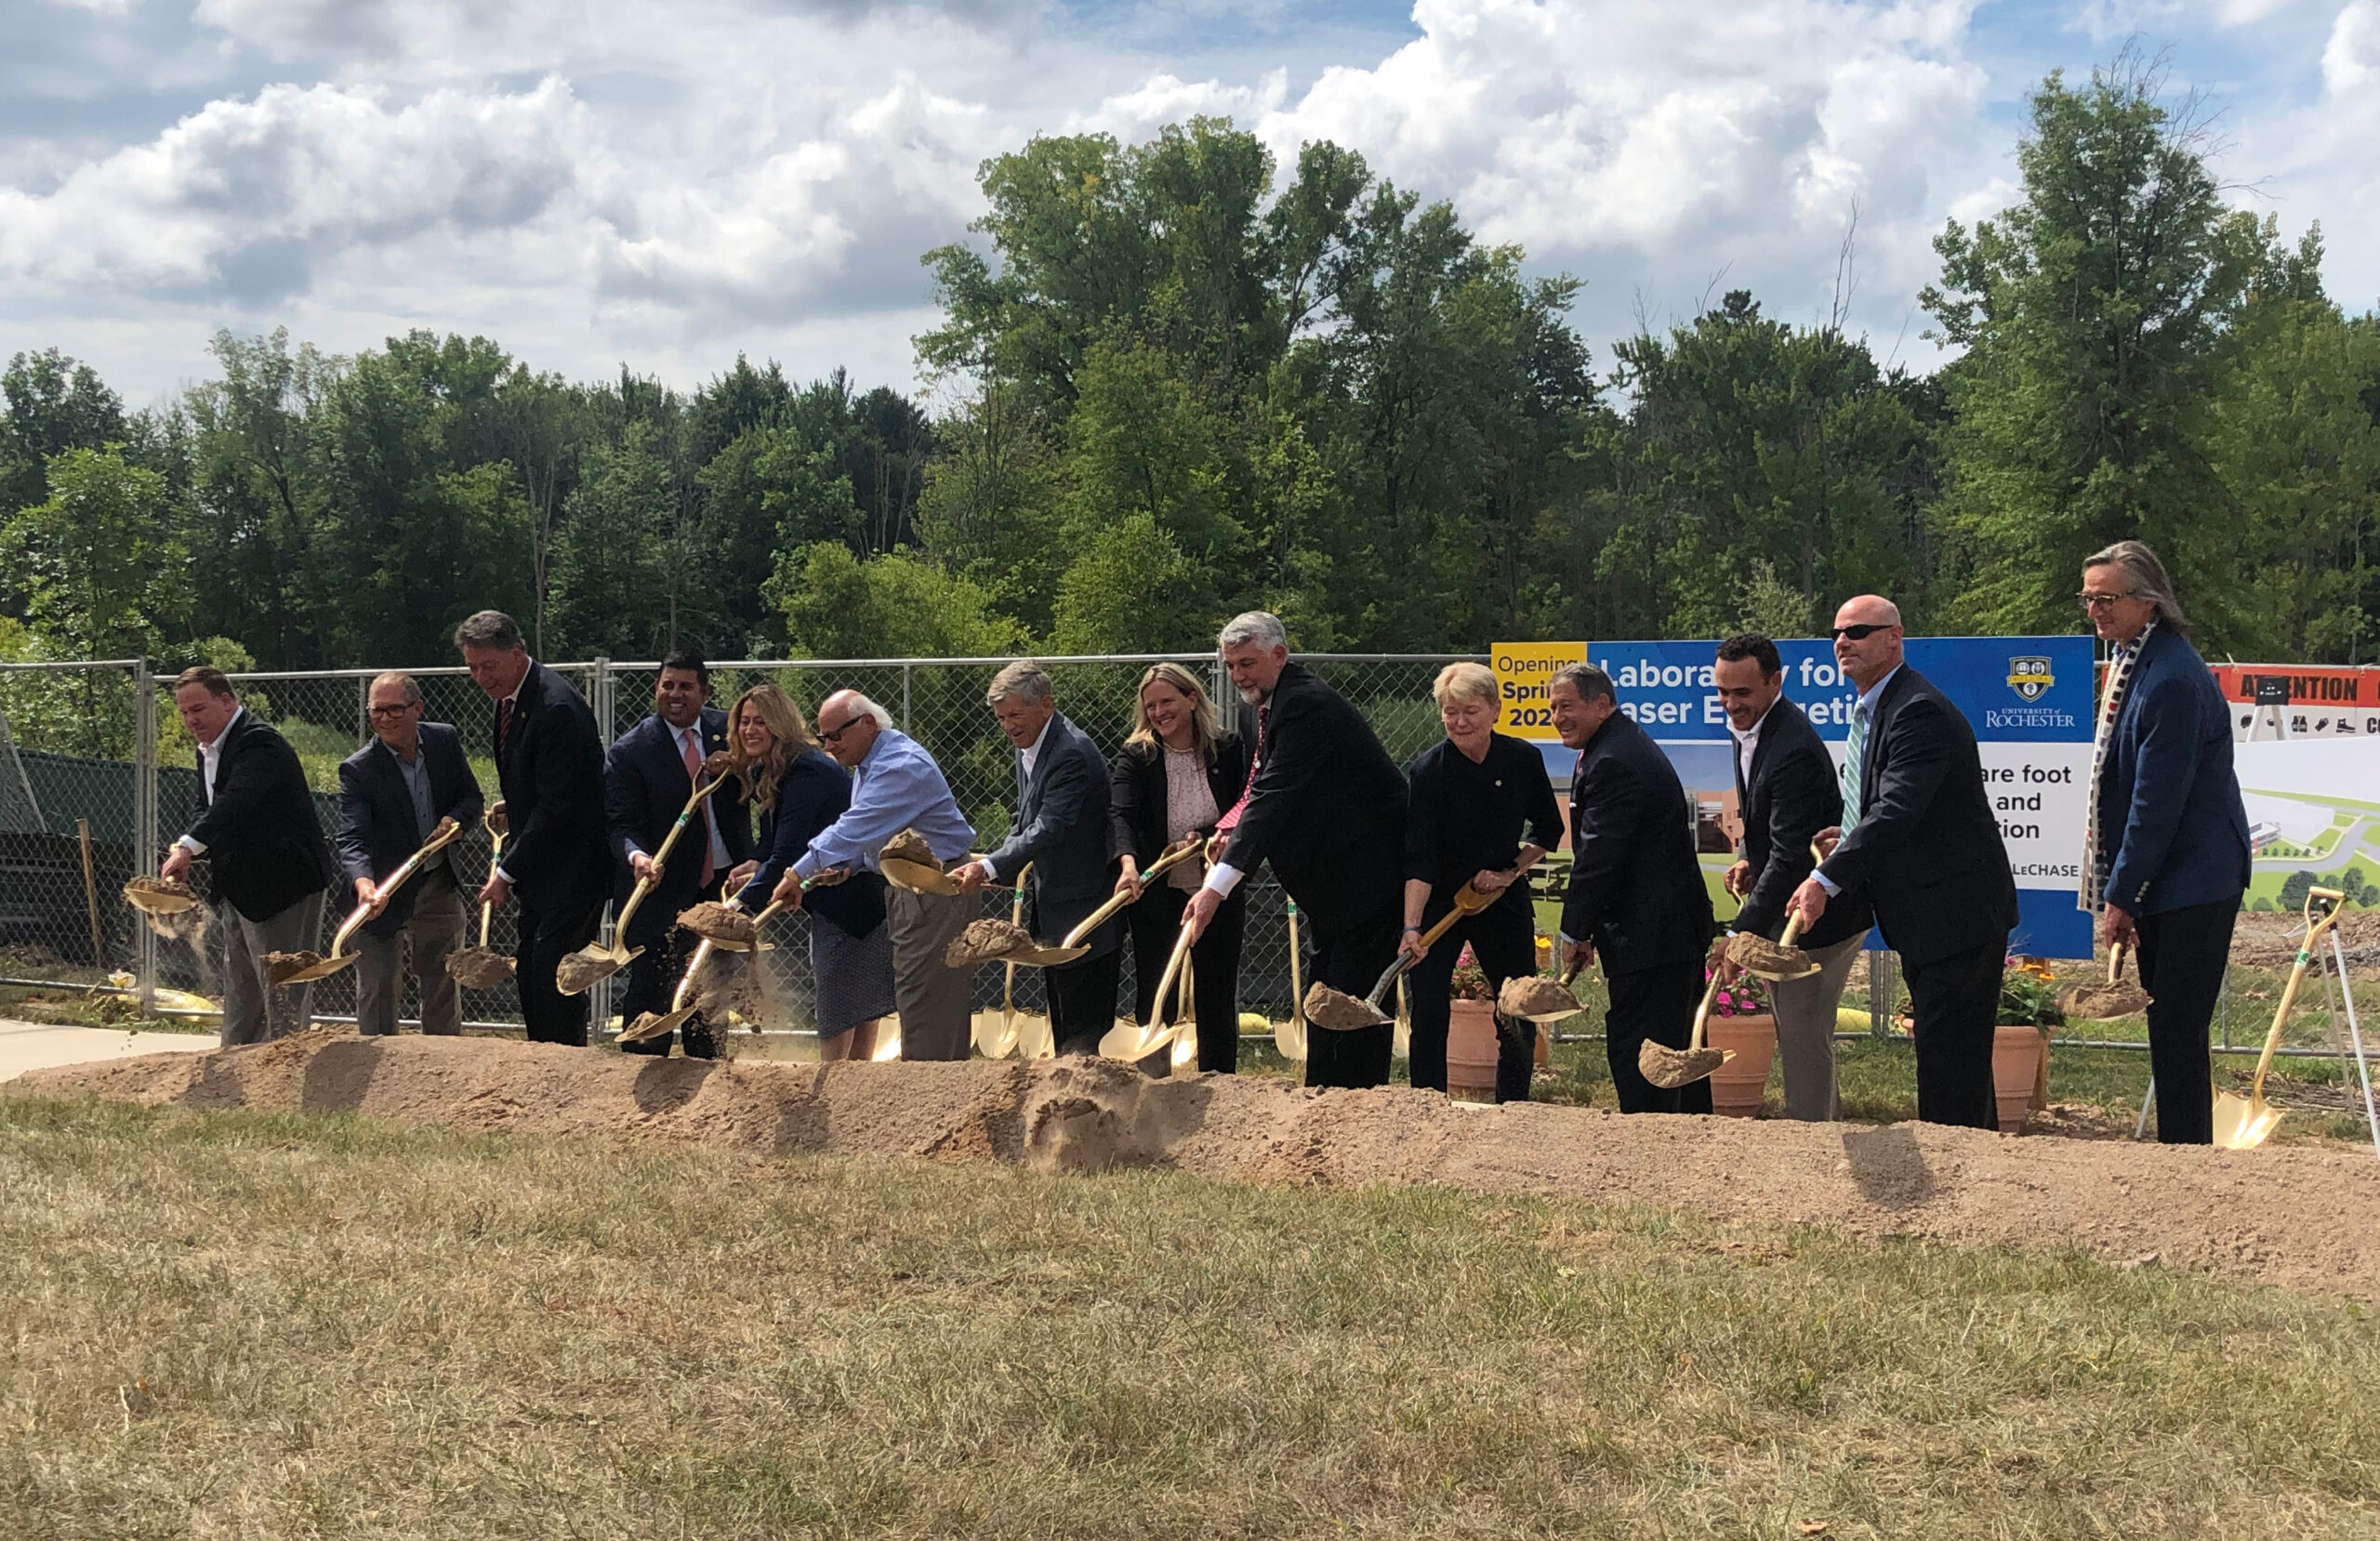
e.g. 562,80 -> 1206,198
19,1034 -> 2380,1297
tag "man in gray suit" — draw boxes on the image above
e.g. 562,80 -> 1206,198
952,661 -> 1123,1055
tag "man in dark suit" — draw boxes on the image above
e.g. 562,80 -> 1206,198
1183,612 -> 1408,1089
1551,663 -> 1715,1113
1713,633 -> 1871,1120
456,609 -> 612,1047
157,665 -> 336,1046
953,661 -> 1122,1057
336,671 -> 484,1036
604,651 -> 750,1058
1792,595 -> 2017,1129
2081,540 -> 2251,1144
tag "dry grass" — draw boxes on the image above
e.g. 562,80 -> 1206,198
4,1094 -> 2378,1538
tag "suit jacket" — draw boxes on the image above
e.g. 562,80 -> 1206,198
1559,709 -> 1712,976
985,712 -> 1120,960
1216,662 -> 1407,936
2095,626 -> 2252,915
335,722 -> 485,939
1816,665 -> 2017,967
604,707 -> 754,947
1106,731 -> 1251,867
494,661 -> 611,915
1732,696 -> 1869,949
734,748 -> 888,940
186,709 -> 335,923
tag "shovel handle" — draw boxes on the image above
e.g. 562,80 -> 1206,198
2254,888 -> 2352,1098
1778,910 -> 1806,949
1364,891 -> 1477,1008
337,821 -> 467,957
477,824 -> 506,947
1144,922 -> 1197,1031
1287,899 -> 1305,1034
670,937 -> 716,1014
645,772 -> 732,881
1688,968 -> 1724,1052
2106,942 -> 2125,987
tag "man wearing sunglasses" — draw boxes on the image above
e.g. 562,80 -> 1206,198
775,689 -> 979,1060
1789,596 -> 2016,1129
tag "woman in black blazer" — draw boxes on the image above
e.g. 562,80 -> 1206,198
1108,662 -> 1251,1073
725,684 -> 894,1061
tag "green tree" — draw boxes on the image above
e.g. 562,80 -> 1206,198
546,425 -> 676,658
771,542 -> 1025,661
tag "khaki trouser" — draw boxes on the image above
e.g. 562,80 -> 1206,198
220,890 -> 327,1047
354,864 -> 468,1036
1769,931 -> 1868,1121
885,886 -> 977,1060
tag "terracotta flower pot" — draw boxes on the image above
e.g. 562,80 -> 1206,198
1447,999 -> 1501,1100
1705,1012 -> 1775,1116
1991,1025 -> 2047,1133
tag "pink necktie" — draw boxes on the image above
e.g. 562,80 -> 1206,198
1214,705 -> 1267,833
681,730 -> 715,886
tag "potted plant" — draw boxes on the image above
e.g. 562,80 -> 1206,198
1991,957 -> 2063,1133
1705,968 -> 1775,1117
1446,945 -> 1501,1100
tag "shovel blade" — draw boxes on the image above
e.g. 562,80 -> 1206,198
619,1008 -> 694,1046
274,954 -> 359,985
2212,1090 -> 2284,1151
1637,1041 -> 1734,1090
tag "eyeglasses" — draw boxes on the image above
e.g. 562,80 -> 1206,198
1831,623 -> 1894,641
818,719 -> 860,744
2078,591 -> 2137,611
367,703 -> 418,718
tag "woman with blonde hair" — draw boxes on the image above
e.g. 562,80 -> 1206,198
1106,661 -> 1251,1072
724,682 -> 894,1060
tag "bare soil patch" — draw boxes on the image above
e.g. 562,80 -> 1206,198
22,1033 -> 2380,1296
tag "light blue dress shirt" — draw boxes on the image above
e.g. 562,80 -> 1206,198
792,727 -> 976,879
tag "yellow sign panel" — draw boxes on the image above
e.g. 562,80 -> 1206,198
1491,642 -> 1587,741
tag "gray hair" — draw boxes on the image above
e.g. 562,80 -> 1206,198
453,610 -> 523,652
986,660 -> 1054,706
840,692 -> 895,731
370,670 -> 424,707
1218,611 -> 1288,652
1431,661 -> 1498,709
1550,662 -> 1615,705
2083,540 -> 2191,636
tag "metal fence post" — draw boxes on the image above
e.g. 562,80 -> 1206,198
589,657 -> 615,1034
133,659 -> 157,1014
901,663 -> 912,731
1869,950 -> 1895,1038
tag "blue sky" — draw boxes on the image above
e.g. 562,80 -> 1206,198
4,0 -> 2373,406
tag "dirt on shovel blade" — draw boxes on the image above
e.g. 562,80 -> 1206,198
1640,1039 -> 1727,1089
1725,931 -> 1812,977
554,951 -> 615,994
123,875 -> 199,905
678,902 -> 758,944
1498,975 -> 1580,1020
263,951 -> 322,987
945,918 -> 1036,968
1302,981 -> 1387,1032
880,828 -> 938,869
2059,981 -> 2151,1020
444,947 -> 513,989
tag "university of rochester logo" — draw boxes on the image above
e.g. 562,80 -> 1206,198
2006,656 -> 2055,702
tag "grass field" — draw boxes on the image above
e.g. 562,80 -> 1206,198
4,1092 -> 2377,1539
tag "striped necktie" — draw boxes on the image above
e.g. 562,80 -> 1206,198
1839,699 -> 1868,835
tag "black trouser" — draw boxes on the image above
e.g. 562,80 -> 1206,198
2136,897 -> 2238,1145
1049,946 -> 1126,1057
1606,959 -> 1712,1113
1902,936 -> 2007,1129
615,923 -> 717,1060
1303,902 -> 1402,1090
516,891 -> 606,1047
1128,883 -> 1245,1073
1407,896 -> 1538,1102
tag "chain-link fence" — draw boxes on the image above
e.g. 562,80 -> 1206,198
0,654 -> 1493,1038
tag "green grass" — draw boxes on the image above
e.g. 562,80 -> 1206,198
2,1092 -> 2375,1539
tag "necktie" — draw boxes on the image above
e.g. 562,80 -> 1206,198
1213,705 -> 1267,833
496,696 -> 513,757
681,728 -> 716,886
1839,700 -> 1868,836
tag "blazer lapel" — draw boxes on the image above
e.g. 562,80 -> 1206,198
1862,670 -> 1911,813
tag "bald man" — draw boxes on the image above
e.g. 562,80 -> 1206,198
1789,596 -> 2016,1129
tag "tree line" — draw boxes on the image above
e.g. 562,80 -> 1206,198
4,59 -> 2375,678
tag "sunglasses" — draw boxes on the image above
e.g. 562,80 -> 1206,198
1831,623 -> 1894,641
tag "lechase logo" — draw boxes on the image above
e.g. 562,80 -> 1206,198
2005,656 -> 2055,702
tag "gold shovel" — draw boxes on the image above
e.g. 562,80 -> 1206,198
445,812 -> 515,988
2213,886 -> 2347,1151
1102,919 -> 1197,1060
972,868 -> 1033,1059
1306,881 -> 1499,1032
1275,897 -> 1307,1061
269,822 -> 467,985
559,769 -> 734,995
1639,967 -> 1733,1089
2057,940 -> 2152,1021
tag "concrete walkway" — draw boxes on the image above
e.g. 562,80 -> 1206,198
0,1018 -> 218,1084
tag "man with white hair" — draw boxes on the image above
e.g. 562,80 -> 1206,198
774,688 -> 979,1060
1789,595 -> 2016,1129
1184,612 -> 1408,1088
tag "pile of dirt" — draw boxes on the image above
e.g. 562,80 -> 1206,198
2059,981 -> 2152,1020
554,952 -> 615,994
1303,981 -> 1385,1031
946,918 -> 1034,967
880,829 -> 937,869
263,950 -> 322,985
444,947 -> 512,989
677,902 -> 757,945
1726,931 -> 1816,979
20,1034 -> 2380,1297
1498,975 -> 1580,1021
2231,907 -> 2380,970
